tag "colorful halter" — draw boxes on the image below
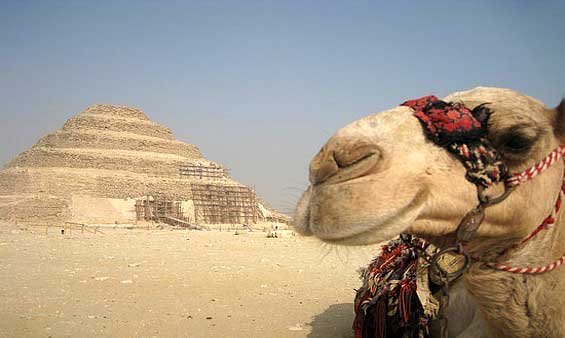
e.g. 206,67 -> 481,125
403,95 -> 564,273
488,145 -> 565,273
353,96 -> 565,338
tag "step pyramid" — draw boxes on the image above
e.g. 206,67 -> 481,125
0,104 -> 287,225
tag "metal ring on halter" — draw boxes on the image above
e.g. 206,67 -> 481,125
477,182 -> 515,207
429,244 -> 471,285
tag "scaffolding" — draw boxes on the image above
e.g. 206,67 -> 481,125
135,199 -> 183,222
190,183 -> 258,224
266,215 -> 291,225
179,163 -> 227,180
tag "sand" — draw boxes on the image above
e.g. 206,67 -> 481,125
0,226 -> 381,338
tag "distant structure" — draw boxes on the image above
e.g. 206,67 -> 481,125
0,104 -> 289,226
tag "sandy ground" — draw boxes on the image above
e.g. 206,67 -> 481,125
0,226 -> 381,338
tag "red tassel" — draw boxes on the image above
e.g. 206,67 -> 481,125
375,298 -> 387,338
354,321 -> 363,338
353,293 -> 364,337
399,280 -> 414,324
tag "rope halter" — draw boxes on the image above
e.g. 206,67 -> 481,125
402,95 -> 565,275
352,96 -> 565,338
486,145 -> 565,274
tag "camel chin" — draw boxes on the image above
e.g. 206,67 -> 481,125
293,174 -> 426,246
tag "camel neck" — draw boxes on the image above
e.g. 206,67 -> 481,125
463,199 -> 565,338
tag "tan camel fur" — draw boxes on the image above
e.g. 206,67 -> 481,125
294,87 -> 565,338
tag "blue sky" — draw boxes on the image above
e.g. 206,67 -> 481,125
1,0 -> 564,213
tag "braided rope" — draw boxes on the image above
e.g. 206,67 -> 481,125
402,95 -> 565,275
486,146 -> 565,274
486,256 -> 565,274
506,145 -> 565,186
517,179 -> 565,246
451,140 -> 506,187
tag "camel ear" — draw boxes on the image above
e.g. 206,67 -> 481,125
553,99 -> 565,141
471,103 -> 492,129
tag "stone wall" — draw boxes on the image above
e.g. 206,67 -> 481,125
0,168 -> 200,200
70,196 -> 137,224
0,194 -> 70,223
82,104 -> 149,119
6,147 -> 187,177
63,114 -> 174,140
34,130 -> 202,159
0,169 -> 31,195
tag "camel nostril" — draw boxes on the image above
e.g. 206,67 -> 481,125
333,142 -> 380,168
309,140 -> 381,185
309,146 -> 339,185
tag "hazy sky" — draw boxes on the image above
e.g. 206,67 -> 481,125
1,0 -> 564,213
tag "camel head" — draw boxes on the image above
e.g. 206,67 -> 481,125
294,87 -> 565,254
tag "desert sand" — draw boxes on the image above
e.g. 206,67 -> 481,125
0,226 -> 381,338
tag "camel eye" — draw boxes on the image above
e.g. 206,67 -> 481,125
500,134 -> 534,153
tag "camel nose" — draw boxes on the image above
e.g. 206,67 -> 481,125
309,137 -> 381,185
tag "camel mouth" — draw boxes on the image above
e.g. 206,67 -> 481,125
320,220 -> 399,246
323,199 -> 424,246
297,185 -> 426,246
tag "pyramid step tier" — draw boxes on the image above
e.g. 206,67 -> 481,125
35,130 -> 202,158
0,167 -> 241,200
63,114 -> 174,140
5,147 -> 212,177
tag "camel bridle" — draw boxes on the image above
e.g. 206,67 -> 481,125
352,97 -> 565,338
403,96 -> 565,338
402,95 -> 565,275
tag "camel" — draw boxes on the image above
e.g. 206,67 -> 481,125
293,87 -> 565,338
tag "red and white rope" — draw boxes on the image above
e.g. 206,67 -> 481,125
517,179 -> 565,246
485,145 -> 565,274
506,145 -> 565,186
486,256 -> 565,274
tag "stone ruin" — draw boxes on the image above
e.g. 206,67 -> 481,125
0,104 -> 289,226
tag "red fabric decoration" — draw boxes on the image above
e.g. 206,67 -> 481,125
401,95 -> 507,187
401,95 -> 483,146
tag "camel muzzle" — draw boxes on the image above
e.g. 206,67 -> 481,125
309,137 -> 381,186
